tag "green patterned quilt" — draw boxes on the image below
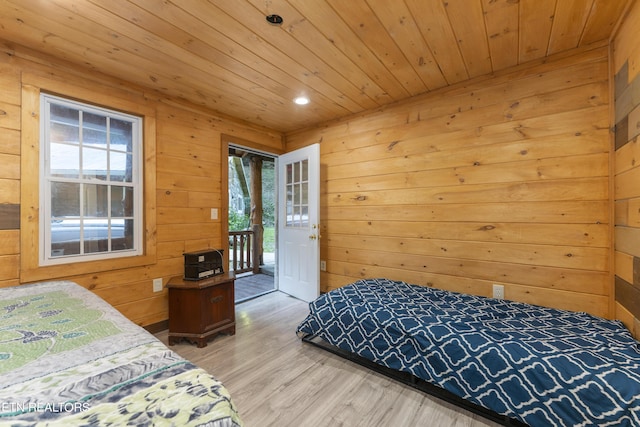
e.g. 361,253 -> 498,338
0,281 -> 243,426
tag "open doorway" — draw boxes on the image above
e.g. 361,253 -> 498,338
228,145 -> 276,303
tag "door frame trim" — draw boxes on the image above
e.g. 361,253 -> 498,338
222,135 -> 280,287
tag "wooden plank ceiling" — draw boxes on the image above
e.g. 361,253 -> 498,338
0,0 -> 629,133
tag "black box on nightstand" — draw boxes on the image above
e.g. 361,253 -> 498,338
183,249 -> 224,281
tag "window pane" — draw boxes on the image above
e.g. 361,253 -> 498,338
83,224 -> 109,254
84,240 -> 103,254
83,112 -> 107,148
83,219 -> 109,254
51,122 -> 79,145
50,104 -> 79,144
82,147 -> 108,180
286,164 -> 292,185
110,151 -> 132,183
51,103 -> 79,123
50,219 -> 80,256
301,159 -> 308,181
83,183 -> 108,217
111,186 -> 133,217
50,143 -> 80,178
110,118 -> 133,152
51,246 -> 68,258
114,218 -> 134,251
51,182 -> 80,217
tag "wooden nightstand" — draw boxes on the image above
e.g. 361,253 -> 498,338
167,272 -> 236,348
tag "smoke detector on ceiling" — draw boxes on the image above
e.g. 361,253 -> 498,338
266,14 -> 283,25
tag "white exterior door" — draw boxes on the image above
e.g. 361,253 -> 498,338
277,143 -> 320,302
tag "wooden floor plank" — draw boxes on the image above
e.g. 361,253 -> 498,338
155,291 -> 501,427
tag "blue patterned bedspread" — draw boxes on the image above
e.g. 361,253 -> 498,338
296,278 -> 640,426
0,281 -> 242,426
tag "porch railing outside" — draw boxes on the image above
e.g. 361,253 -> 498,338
229,225 -> 262,275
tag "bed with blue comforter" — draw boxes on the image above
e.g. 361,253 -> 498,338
0,280 -> 242,426
296,278 -> 640,426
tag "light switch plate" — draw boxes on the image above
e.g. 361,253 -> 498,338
153,278 -> 163,292
210,208 -> 218,220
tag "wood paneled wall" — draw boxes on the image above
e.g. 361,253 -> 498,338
0,33 -> 625,326
0,41 -> 283,326
613,0 -> 640,337
287,44 -> 612,318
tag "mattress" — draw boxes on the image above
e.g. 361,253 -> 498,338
0,280 -> 242,426
296,278 -> 640,426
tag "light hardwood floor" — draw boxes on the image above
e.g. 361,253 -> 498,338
155,291 -> 502,427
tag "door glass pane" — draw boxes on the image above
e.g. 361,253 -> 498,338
294,206 -> 301,224
301,182 -> 308,205
286,182 -> 294,227
294,183 -> 300,205
301,206 -> 309,227
285,159 -> 310,228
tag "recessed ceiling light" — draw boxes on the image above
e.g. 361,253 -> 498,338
294,97 -> 309,105
266,14 -> 283,25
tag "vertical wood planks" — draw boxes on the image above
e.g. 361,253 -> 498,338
613,0 -> 640,337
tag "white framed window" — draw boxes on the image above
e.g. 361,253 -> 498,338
39,94 -> 143,265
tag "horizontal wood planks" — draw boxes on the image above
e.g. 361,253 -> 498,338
0,42 -> 283,326
0,61 -> 20,288
613,0 -> 640,338
288,45 -> 612,318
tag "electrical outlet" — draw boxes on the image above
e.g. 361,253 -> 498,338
320,260 -> 326,271
492,284 -> 504,299
153,278 -> 163,292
